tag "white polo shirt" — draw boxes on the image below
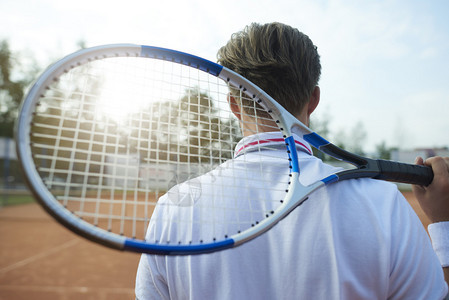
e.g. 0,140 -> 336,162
135,132 -> 447,299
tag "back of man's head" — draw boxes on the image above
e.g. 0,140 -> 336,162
217,22 -> 321,117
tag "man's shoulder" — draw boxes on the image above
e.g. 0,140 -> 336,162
301,156 -> 404,211
308,156 -> 401,192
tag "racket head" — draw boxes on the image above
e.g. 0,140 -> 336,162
16,44 -> 299,254
16,44 -> 305,254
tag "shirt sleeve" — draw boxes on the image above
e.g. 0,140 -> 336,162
135,195 -> 172,300
135,253 -> 170,300
387,190 -> 448,299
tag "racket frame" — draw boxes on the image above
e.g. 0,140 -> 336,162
16,44 -> 433,255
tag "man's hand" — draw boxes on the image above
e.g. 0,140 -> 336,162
412,156 -> 449,223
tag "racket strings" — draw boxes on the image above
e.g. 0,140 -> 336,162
29,55 -> 291,243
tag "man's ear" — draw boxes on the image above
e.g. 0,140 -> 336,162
307,86 -> 320,117
228,94 -> 242,120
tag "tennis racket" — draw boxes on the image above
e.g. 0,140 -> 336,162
15,44 -> 433,255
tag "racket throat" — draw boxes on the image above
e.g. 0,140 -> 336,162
286,173 -> 323,210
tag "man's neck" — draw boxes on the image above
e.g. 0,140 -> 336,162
240,113 -> 308,137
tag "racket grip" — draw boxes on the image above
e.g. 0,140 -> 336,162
375,159 -> 434,186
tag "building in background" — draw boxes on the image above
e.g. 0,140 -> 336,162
0,137 -> 19,189
391,148 -> 449,164
390,147 -> 449,190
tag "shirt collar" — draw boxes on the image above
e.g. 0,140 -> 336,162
234,132 -> 313,158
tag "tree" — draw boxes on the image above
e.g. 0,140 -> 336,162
348,121 -> 367,156
130,88 -> 241,166
334,121 -> 367,156
374,141 -> 395,160
311,114 -> 369,161
29,56 -> 107,187
0,41 -> 24,137
0,40 -> 41,137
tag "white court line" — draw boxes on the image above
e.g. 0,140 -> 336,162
0,284 -> 134,294
0,239 -> 79,274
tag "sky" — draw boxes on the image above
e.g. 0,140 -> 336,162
1,0 -> 448,153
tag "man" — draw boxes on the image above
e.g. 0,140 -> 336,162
136,22 -> 449,299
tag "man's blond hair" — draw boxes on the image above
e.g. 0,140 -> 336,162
217,22 -> 321,117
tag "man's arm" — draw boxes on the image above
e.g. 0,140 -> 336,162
412,156 -> 449,286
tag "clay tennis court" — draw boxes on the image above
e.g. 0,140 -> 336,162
0,191 -> 429,299
0,200 -> 140,300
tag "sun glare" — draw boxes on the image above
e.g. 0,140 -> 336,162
94,57 -> 159,125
